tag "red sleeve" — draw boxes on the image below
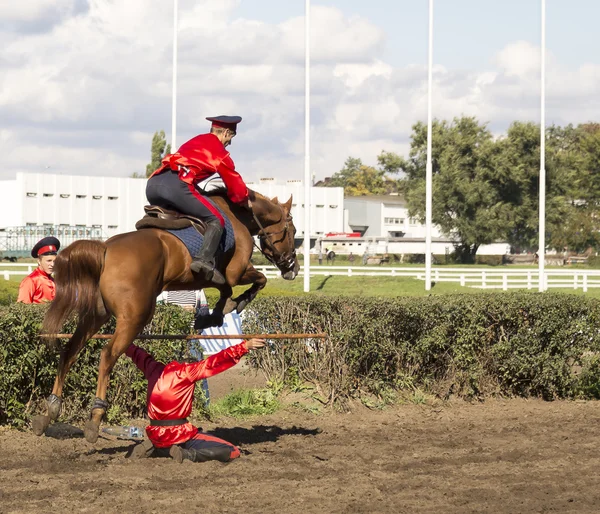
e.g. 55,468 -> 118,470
17,276 -> 35,304
216,156 -> 249,204
125,344 -> 165,382
185,341 -> 249,382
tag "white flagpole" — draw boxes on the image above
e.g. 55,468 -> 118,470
303,0 -> 311,292
425,0 -> 434,291
538,0 -> 546,291
171,0 -> 178,151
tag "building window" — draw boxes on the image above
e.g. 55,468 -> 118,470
329,205 -> 338,209
316,204 -> 324,208
76,195 -> 87,199
93,195 -> 102,200
43,193 -> 54,197
108,225 -> 118,229
26,222 -> 37,226
384,217 -> 404,225
60,194 -> 70,198
108,196 -> 118,200
26,192 -> 37,198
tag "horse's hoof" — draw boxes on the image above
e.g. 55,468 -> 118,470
236,299 -> 249,314
84,420 -> 99,443
31,415 -> 51,436
223,298 -> 236,315
47,394 -> 63,420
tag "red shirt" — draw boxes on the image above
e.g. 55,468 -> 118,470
125,342 -> 249,447
17,268 -> 55,304
150,133 -> 249,205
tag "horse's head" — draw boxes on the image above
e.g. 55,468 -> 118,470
251,193 -> 299,280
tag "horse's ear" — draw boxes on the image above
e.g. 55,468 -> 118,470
283,195 -> 293,213
271,196 -> 279,204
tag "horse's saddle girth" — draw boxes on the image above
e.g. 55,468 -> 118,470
136,205 -> 207,235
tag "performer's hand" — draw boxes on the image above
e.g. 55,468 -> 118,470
245,338 -> 266,350
246,198 -> 253,210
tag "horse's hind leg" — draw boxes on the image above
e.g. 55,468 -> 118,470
32,313 -> 109,436
84,316 -> 147,443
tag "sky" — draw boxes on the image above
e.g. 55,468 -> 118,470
1,0 -> 599,184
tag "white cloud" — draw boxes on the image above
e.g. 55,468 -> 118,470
1,1 -> 600,189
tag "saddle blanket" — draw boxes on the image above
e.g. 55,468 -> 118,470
167,202 -> 235,257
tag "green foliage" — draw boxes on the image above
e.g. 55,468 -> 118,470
0,303 -> 194,426
145,130 -> 171,178
400,117 -> 509,262
325,156 -> 397,196
209,388 -> 280,418
0,279 -> 20,305
244,293 -> 600,403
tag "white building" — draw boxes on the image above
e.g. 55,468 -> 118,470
344,195 -> 444,239
333,195 -> 509,256
0,172 -> 147,239
0,172 -> 345,241
243,177 -> 345,238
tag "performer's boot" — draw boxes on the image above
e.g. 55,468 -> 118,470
169,444 -> 194,464
190,446 -> 232,463
170,444 -> 231,463
131,438 -> 155,459
190,220 -> 226,285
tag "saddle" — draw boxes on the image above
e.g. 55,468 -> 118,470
135,205 -> 207,235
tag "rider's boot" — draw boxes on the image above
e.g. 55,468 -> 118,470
190,220 -> 226,285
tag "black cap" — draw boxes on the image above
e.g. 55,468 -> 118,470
206,115 -> 242,131
32,236 -> 60,258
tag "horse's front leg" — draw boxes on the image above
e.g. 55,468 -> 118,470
224,264 -> 267,315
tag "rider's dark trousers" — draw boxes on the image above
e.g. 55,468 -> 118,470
146,170 -> 224,227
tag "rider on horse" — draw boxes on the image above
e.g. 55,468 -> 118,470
146,115 -> 250,285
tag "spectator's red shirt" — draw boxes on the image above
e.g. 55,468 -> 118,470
125,342 -> 249,447
149,133 -> 249,205
17,268 -> 55,304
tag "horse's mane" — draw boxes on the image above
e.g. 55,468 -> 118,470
205,186 -> 263,202
204,186 -> 229,198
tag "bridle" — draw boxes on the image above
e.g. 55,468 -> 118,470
250,206 -> 296,270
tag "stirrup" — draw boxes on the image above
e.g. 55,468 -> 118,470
190,259 -> 226,285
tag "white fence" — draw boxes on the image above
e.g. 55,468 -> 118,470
4,263 -> 600,292
253,265 -> 600,292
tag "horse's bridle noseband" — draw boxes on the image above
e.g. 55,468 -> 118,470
250,206 -> 296,270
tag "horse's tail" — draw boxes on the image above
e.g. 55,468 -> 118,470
43,240 -> 107,349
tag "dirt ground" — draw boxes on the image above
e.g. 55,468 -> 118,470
2,365 -> 600,513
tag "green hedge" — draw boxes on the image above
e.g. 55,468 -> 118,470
244,293 -> 600,403
3,293 -> 600,425
0,303 -> 194,426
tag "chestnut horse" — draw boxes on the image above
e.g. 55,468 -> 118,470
33,188 -> 299,443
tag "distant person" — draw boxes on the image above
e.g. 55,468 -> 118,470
17,237 -> 60,304
348,252 -> 355,264
318,247 -> 323,266
126,338 -> 266,463
362,250 -> 368,266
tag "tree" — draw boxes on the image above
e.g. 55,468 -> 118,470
145,130 -> 171,178
325,154 -> 402,196
400,117 -> 510,263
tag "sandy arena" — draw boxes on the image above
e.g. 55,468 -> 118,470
2,368 -> 600,514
